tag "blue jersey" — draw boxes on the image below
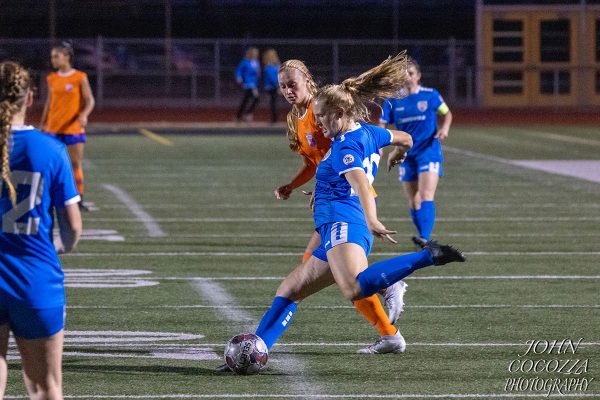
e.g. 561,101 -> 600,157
235,59 -> 260,89
0,127 -> 80,308
263,64 -> 279,91
313,123 -> 392,228
380,86 -> 447,154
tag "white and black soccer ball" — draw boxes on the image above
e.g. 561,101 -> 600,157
224,332 -> 269,375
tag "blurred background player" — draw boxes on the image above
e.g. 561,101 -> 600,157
40,40 -> 95,212
379,57 -> 453,248
0,61 -> 82,400
235,47 -> 260,122
262,48 -> 280,123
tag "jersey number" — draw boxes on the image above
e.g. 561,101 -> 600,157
1,171 -> 43,235
362,153 -> 381,184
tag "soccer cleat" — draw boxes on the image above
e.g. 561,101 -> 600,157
424,240 -> 466,266
411,236 -> 427,249
215,363 -> 233,373
357,330 -> 406,354
383,280 -> 408,324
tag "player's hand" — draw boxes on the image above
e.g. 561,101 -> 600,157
368,219 -> 397,244
435,127 -> 449,141
387,147 -> 407,171
78,114 -> 88,128
302,190 -> 314,212
274,184 -> 293,200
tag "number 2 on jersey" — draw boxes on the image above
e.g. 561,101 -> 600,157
1,171 -> 43,235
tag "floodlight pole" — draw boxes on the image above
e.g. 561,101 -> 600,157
165,0 -> 173,95
475,0 -> 483,107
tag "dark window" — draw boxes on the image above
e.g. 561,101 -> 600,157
493,19 -> 523,63
596,19 -> 600,62
493,20 -> 523,32
540,71 -> 570,94
596,71 -> 600,94
493,71 -> 523,94
540,20 -> 570,62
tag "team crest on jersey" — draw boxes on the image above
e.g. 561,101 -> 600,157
306,133 -> 316,148
343,154 -> 355,165
65,83 -> 74,92
417,101 -> 428,112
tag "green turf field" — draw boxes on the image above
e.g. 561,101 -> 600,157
6,125 -> 599,399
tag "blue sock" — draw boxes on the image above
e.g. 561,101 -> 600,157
409,208 -> 422,237
417,201 -> 436,240
255,296 -> 297,350
357,250 -> 433,297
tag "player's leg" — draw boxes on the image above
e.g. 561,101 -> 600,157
416,171 -> 440,242
237,89 -> 252,120
246,89 -> 259,118
67,141 -> 85,198
302,231 -> 321,263
16,331 -> 64,400
269,89 -> 277,123
400,156 -> 425,246
0,324 -> 9,398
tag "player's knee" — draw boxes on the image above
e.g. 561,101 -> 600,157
275,280 -> 301,301
339,283 -> 362,302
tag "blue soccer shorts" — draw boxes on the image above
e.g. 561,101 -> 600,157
48,132 -> 87,146
0,299 -> 65,339
312,222 -> 374,262
399,139 -> 444,182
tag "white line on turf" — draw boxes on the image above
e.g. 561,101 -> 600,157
102,184 -> 166,237
67,304 -> 600,310
60,275 -> 600,281
80,216 -> 600,222
62,251 -> 600,256
4,393 -> 600,398
190,279 -> 321,396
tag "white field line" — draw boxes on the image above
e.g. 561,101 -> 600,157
190,279 -> 321,396
63,251 -> 600,257
67,304 -> 600,310
80,216 -> 600,222
122,232 -> 600,238
102,184 -> 166,237
515,128 -> 600,147
61,275 -> 600,281
5,393 -> 600,399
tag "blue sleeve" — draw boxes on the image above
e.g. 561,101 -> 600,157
235,60 -> 245,80
431,89 -> 444,111
372,125 -> 393,149
380,98 -> 394,125
331,142 -> 364,176
50,146 -> 80,209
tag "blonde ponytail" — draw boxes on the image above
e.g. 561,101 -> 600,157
0,62 -> 33,206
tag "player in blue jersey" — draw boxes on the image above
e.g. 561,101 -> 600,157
379,57 -> 453,248
0,61 -> 82,399
221,54 -> 464,366
235,47 -> 260,122
262,48 -> 280,123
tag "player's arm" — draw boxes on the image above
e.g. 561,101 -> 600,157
387,129 -> 413,171
345,169 -> 396,243
55,203 -> 82,254
435,104 -> 452,141
274,159 -> 316,200
78,76 -> 95,128
40,79 -> 51,131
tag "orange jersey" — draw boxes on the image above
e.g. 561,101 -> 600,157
296,99 -> 331,168
46,69 -> 87,134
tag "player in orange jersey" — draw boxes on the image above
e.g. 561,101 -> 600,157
273,60 -> 408,352
40,41 -> 95,211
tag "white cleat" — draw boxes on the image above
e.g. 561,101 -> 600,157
357,330 -> 406,354
383,280 -> 408,324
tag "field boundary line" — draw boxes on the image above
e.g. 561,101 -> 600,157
63,251 -> 600,256
102,184 -> 166,237
67,304 -> 600,310
138,128 -> 174,146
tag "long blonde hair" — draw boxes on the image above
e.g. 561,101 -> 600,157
0,62 -> 33,205
315,52 -> 408,123
279,60 -> 318,152
262,48 -> 280,66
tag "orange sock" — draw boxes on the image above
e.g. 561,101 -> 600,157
302,251 -> 312,263
354,295 -> 397,336
72,166 -> 84,196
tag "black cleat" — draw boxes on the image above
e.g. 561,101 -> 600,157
411,236 -> 427,249
215,363 -> 233,373
424,240 -> 466,266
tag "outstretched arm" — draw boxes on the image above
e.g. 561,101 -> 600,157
274,160 -> 316,200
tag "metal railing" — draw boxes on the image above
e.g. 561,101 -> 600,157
0,37 -> 476,107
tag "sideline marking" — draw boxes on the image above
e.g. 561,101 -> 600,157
62,251 -> 600,257
80,216 -> 600,222
67,304 -> 600,310
64,269 -> 159,288
102,184 -> 166,237
138,128 -> 174,146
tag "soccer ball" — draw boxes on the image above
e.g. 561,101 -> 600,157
224,332 -> 269,375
